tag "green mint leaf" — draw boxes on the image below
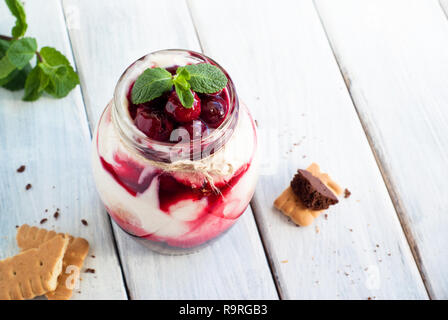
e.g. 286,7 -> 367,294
41,64 -> 79,98
1,62 -> 31,90
131,67 -> 173,104
23,64 -> 49,101
38,47 -> 79,98
183,63 -> 227,94
7,37 -> 37,69
5,0 -> 27,38
0,39 -> 10,56
0,39 -> 16,79
174,83 -> 194,109
176,66 -> 191,80
39,46 -> 70,67
0,56 -> 16,79
173,67 -> 191,91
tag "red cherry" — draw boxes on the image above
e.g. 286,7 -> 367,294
179,120 -> 210,141
165,90 -> 201,123
200,95 -> 228,128
134,106 -> 173,141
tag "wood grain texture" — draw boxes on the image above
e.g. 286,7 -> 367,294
0,0 -> 127,299
62,0 -> 278,299
188,0 -> 428,299
315,0 -> 448,299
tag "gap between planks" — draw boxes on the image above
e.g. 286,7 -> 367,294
311,0 -> 433,299
59,0 -> 131,300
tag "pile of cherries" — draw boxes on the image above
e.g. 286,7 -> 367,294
128,67 -> 229,143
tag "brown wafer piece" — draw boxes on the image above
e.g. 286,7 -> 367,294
274,163 -> 342,226
17,225 -> 89,300
0,235 -> 69,300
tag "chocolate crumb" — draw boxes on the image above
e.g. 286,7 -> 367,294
91,255 -> 96,258
324,214 -> 328,220
40,218 -> 48,224
84,268 -> 95,274
291,169 -> 338,210
45,209 -> 48,213
54,211 -> 59,219
25,183 -> 32,190
81,219 -> 88,226
344,188 -> 351,198
17,165 -> 26,173
254,119 -> 258,127
15,225 -> 19,229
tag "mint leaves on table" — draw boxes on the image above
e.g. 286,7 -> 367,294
0,0 -> 79,101
131,63 -> 228,108
5,0 -> 27,38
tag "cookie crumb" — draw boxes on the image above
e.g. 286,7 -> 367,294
344,188 -> 351,198
40,218 -> 48,224
281,260 -> 288,263
81,219 -> 88,226
25,183 -> 32,190
17,165 -> 26,173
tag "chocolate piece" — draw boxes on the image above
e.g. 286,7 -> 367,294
291,169 -> 338,210
25,183 -> 32,190
81,219 -> 88,226
16,165 -> 26,173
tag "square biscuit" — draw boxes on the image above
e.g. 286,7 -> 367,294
17,225 -> 89,300
0,235 -> 69,300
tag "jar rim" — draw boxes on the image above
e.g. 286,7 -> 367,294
111,49 -> 239,163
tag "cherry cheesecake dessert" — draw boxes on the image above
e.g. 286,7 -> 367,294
91,49 -> 258,253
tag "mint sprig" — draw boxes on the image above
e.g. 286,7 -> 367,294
131,62 -> 228,108
0,0 -> 79,101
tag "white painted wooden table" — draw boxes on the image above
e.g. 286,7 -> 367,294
1,0 -> 447,299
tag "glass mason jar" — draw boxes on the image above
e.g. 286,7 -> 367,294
91,49 -> 258,254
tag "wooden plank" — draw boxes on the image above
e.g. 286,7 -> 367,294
188,0 -> 428,299
62,0 -> 278,299
0,0 -> 127,299
314,0 -> 448,298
